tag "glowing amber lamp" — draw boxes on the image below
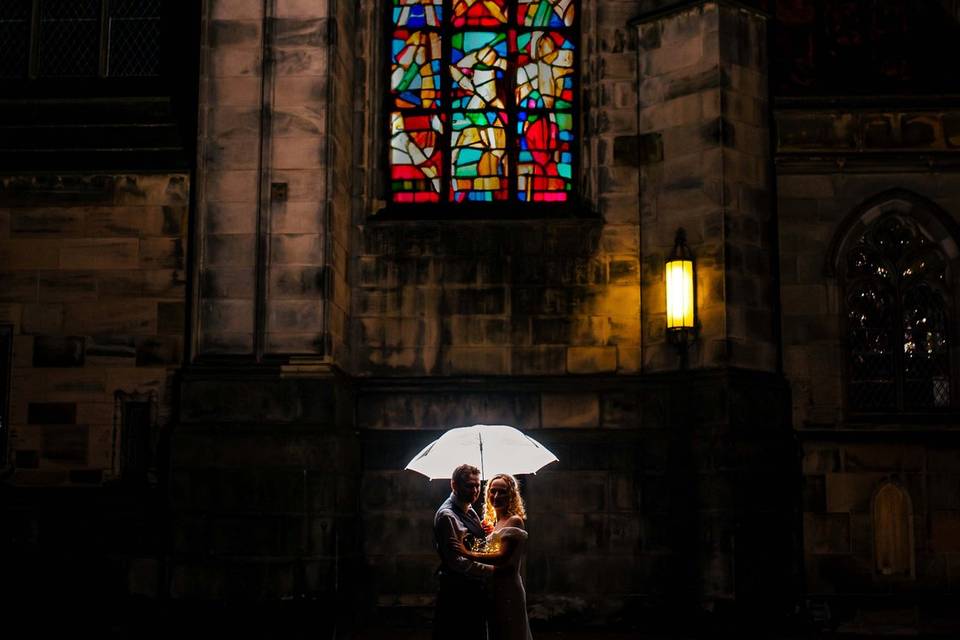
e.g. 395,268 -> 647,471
665,257 -> 694,331
665,229 -> 696,352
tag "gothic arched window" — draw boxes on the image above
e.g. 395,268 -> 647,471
843,214 -> 952,412
388,0 -> 578,206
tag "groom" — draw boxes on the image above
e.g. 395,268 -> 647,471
433,463 -> 494,640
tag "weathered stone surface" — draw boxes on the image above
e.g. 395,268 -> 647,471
567,346 -> 618,374
931,511 -> 960,552
359,390 -> 537,431
21,303 -> 63,334
541,392 -> 600,428
0,272 -> 38,301
140,238 -> 185,269
41,424 -> 88,462
59,239 -> 139,269
37,272 -> 97,302
62,301 -> 157,335
12,469 -> 68,485
32,335 -> 85,367
68,469 -> 103,484
510,346 -> 565,375
157,302 -> 185,334
805,513 -> 850,553
9,208 -> 84,236
135,336 -> 182,366
85,335 -> 137,362
639,4 -> 774,373
2,171 -> 188,494
180,375 -> 338,425
0,239 -> 60,269
27,401 -> 77,424
14,449 -> 39,468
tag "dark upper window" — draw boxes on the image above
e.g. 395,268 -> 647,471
387,0 -> 578,207
843,214 -> 952,413
0,0 -> 161,81
770,0 -> 960,97
0,0 -> 198,171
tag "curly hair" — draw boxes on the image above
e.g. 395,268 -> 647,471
483,473 -> 527,523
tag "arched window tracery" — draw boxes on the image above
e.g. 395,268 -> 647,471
843,214 -> 952,412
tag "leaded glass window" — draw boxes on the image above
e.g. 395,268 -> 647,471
388,0 -> 578,205
0,1 -> 32,78
0,0 -> 162,79
844,215 -> 952,412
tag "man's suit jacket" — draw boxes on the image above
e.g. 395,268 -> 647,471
433,493 -> 491,580
433,493 -> 491,640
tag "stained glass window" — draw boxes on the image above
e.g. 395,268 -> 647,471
844,215 -> 952,412
388,0 -> 578,206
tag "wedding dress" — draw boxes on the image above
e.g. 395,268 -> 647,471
488,526 -> 533,640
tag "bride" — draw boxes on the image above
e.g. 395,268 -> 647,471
458,473 -> 533,640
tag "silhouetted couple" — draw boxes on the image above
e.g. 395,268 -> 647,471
433,464 -> 532,640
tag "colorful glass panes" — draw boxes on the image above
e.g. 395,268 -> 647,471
517,111 -> 573,201
516,31 -> 575,109
391,30 -> 442,109
450,31 -> 508,109
451,112 -> 509,201
452,0 -> 508,27
391,112 -> 444,203
392,0 -> 443,27
517,0 -> 574,27
387,1 -> 577,205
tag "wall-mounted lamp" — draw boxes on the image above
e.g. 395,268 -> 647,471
665,228 -> 696,365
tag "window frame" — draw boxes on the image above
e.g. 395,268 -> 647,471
379,0 -> 587,219
0,0 -> 175,99
840,213 -> 959,421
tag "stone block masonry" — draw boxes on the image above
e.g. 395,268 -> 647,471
354,220 -> 641,376
800,438 -> 960,596
196,0 -> 353,360
777,172 -> 960,428
636,2 -> 777,373
0,174 -> 189,485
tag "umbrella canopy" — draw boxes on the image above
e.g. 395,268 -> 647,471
405,424 -> 558,480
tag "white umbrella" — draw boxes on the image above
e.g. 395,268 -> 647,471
405,424 -> 558,480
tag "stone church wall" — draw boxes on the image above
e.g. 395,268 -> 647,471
777,108 -> 960,616
197,0 -> 352,357
779,171 -> 960,428
8,0 -> 960,634
800,440 -> 960,604
0,174 -> 188,485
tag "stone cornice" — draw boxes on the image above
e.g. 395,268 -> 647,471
775,155 -> 960,175
628,0 -> 769,27
775,95 -> 960,111
774,106 -> 960,172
